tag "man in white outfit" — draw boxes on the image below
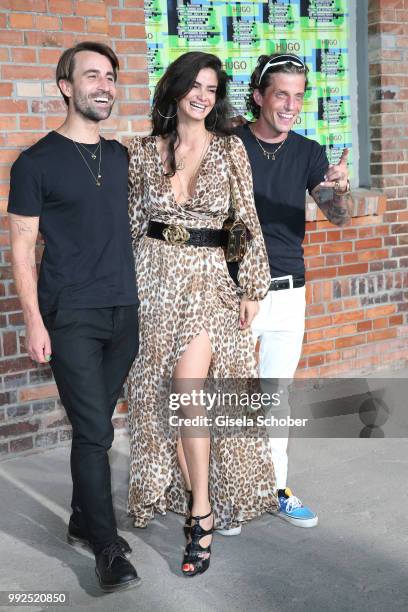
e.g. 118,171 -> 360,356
234,53 -> 352,529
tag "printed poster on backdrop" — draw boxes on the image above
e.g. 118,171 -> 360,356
144,0 -> 351,168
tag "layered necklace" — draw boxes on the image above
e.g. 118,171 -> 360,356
72,138 -> 102,187
174,132 -> 211,202
249,125 -> 287,161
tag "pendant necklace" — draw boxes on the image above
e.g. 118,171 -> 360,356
72,139 -> 102,186
249,126 -> 287,160
76,139 -> 101,160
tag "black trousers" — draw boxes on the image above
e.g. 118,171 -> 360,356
44,306 -> 139,554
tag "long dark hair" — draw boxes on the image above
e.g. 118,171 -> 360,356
151,51 -> 233,177
246,53 -> 308,120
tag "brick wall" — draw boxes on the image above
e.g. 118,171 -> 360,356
1,0 -> 407,457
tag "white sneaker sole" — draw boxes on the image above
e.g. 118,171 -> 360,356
274,511 -> 318,528
216,525 -> 242,536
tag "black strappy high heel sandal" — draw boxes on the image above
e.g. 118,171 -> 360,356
184,490 -> 193,538
182,509 -> 214,577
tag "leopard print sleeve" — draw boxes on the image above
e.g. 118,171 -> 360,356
227,135 -> 271,301
128,136 -> 149,253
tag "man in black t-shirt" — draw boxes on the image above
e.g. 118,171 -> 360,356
235,53 -> 352,530
8,42 -> 140,592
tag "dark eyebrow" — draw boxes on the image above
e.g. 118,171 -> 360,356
83,69 -> 115,78
193,79 -> 217,89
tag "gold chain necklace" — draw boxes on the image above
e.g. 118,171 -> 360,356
76,140 -> 101,160
73,139 -> 102,186
175,132 -> 210,201
250,127 -> 287,160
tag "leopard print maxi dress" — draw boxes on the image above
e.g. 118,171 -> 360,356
127,134 -> 278,530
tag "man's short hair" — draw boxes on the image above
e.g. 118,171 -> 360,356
246,53 -> 309,120
56,41 -> 120,105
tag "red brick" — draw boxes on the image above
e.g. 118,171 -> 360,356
332,310 -> 365,324
19,384 -> 57,402
322,241 -> 353,254
6,133 -> 45,147
390,314 -> 404,325
11,0 -> 47,9
373,317 -> 388,329
357,321 -> 373,332
335,334 -> 367,349
355,238 -> 383,250
11,48 -> 37,63
24,31 -> 74,48
112,10 -> 144,23
45,116 -> 64,130
306,267 -> 338,281
115,40 -> 147,55
337,264 -> 369,276
20,116 -> 43,130
38,49 -> 63,64
0,356 -> 34,375
325,324 -> 358,339
306,304 -> 325,316
2,331 -> 17,356
343,253 -> 359,264
0,117 -> 17,130
2,66 -> 54,80
0,100 -> 27,114
302,340 -> 335,356
0,150 -> 19,164
0,83 -> 13,97
48,0 -> 73,13
367,328 -> 398,342
307,355 -> 324,367
35,15 -> 60,30
87,19 -> 108,34
76,1 -> 106,16
62,17 -> 84,31
366,304 -> 396,318
9,14 -> 34,29
127,55 -> 148,70
357,248 -> 389,262
305,315 -> 332,330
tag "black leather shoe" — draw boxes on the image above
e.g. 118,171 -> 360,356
67,519 -> 132,558
95,542 -> 141,592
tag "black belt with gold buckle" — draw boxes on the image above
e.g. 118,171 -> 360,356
269,276 -> 305,291
147,221 -> 227,247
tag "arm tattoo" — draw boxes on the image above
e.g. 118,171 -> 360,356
11,219 -> 33,235
314,187 -> 353,226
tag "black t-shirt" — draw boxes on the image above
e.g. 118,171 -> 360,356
235,123 -> 329,277
8,131 -> 138,315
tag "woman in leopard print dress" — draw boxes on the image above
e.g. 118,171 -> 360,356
127,52 -> 277,576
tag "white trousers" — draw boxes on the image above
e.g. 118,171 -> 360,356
252,281 -> 306,489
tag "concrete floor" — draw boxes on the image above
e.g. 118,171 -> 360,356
0,432 -> 407,612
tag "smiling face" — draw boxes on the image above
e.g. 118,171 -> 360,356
61,50 -> 116,122
177,67 -> 218,123
254,72 -> 306,137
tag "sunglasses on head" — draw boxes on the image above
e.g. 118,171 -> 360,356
258,54 -> 306,86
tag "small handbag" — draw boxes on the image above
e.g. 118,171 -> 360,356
222,141 -> 249,263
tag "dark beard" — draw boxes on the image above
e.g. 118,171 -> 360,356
73,92 -> 113,122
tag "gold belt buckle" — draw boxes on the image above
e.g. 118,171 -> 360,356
162,224 -> 190,245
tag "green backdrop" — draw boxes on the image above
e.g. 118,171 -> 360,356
144,0 -> 351,167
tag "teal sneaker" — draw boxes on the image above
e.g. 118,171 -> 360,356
276,488 -> 318,528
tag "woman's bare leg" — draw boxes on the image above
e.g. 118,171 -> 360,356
173,330 -> 213,551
